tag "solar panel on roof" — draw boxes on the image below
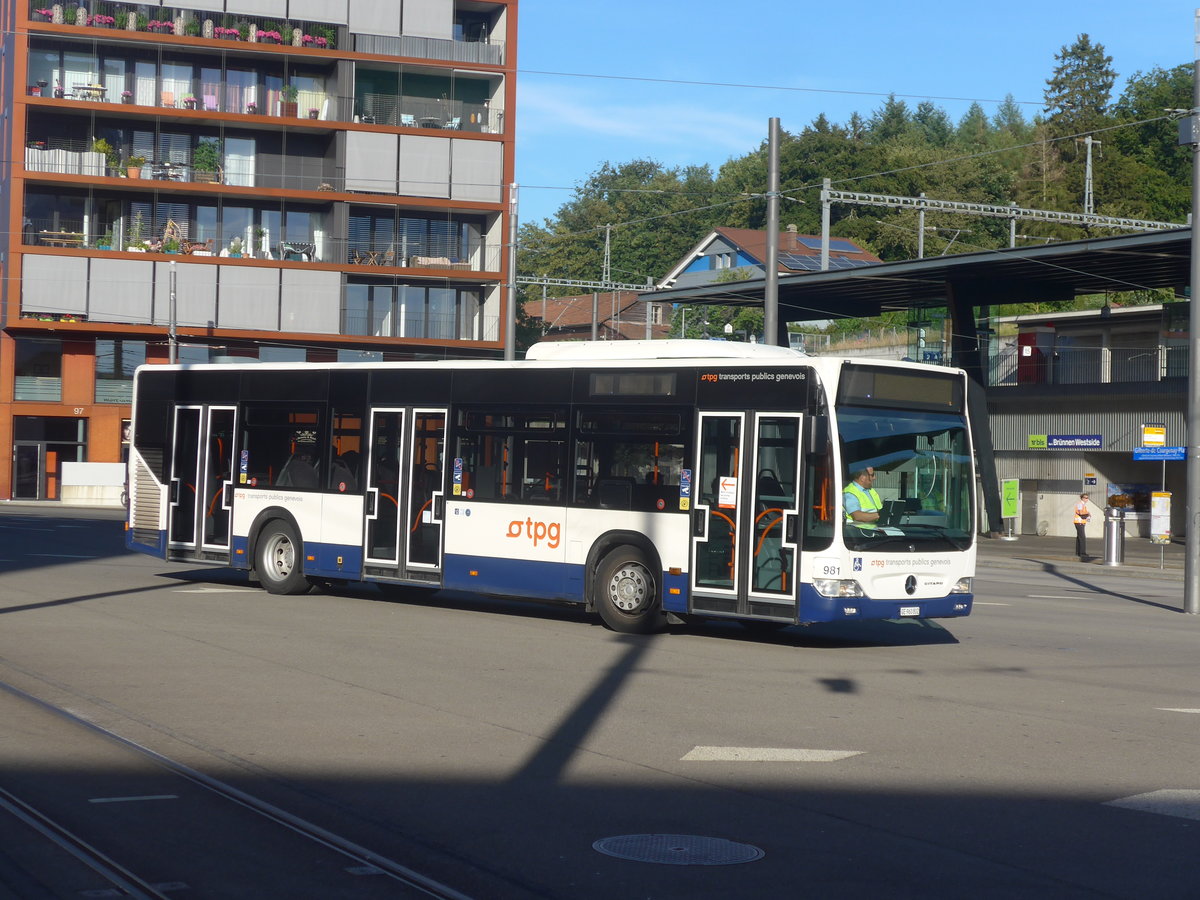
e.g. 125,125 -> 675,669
796,236 -> 863,254
826,256 -> 876,270
778,253 -> 823,271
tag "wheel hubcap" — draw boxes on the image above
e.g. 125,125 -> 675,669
609,565 -> 648,612
267,535 -> 293,578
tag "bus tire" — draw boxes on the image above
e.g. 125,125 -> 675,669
256,520 -> 309,595
594,545 -> 663,634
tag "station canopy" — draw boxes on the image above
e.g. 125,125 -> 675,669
645,228 -> 1192,322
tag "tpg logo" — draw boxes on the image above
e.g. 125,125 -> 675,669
506,517 -> 562,549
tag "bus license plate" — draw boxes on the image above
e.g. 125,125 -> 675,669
899,606 -> 920,617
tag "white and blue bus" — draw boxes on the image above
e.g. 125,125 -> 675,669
126,340 -> 976,633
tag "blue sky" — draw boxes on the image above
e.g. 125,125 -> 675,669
515,0 -> 1192,227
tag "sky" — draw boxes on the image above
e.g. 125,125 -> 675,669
514,0 -> 1194,228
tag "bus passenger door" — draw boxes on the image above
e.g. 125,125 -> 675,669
200,407 -> 236,551
690,413 -> 744,610
168,407 -> 202,551
364,409 -> 405,571
690,411 -> 801,619
364,407 -> 447,581
746,413 -> 802,616
168,405 -> 236,556
404,409 -> 447,578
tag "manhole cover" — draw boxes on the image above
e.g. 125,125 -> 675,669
593,834 -> 764,866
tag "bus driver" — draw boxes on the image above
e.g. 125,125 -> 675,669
843,467 -> 882,527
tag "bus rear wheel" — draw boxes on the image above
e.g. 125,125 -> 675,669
594,545 -> 663,634
256,520 -> 309,595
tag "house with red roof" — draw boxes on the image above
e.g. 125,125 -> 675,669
656,225 -> 880,290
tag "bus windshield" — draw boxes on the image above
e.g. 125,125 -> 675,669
837,405 -> 974,552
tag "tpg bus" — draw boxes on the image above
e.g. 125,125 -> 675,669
126,340 -> 976,633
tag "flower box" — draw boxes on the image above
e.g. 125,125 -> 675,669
256,29 -> 282,43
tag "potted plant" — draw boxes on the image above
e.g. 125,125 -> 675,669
121,89 -> 133,103
308,107 -> 319,119
255,28 -> 281,43
163,237 -> 180,254
126,210 -> 145,250
126,155 -> 145,179
192,138 -> 222,182
92,137 -> 121,174
228,236 -> 243,257
182,95 -> 198,109
280,84 -> 298,117
98,227 -> 114,250
252,225 -> 266,256
246,100 -> 257,114
89,13 -> 114,27
33,8 -> 52,21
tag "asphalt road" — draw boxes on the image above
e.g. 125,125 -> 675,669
0,507 -> 1197,899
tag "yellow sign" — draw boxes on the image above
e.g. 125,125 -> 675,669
1142,424 -> 1166,447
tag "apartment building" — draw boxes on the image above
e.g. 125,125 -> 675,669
2,0 -> 516,500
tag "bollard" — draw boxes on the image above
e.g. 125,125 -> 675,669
1103,506 -> 1126,567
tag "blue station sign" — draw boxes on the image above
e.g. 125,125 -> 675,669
1133,446 -> 1186,461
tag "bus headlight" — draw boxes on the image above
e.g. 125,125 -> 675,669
814,578 -> 865,599
950,577 -> 972,594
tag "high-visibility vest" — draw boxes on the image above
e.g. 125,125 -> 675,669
843,481 -> 882,527
1074,502 -> 1090,525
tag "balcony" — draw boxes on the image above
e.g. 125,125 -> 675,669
987,343 -> 1188,387
28,1 -> 339,51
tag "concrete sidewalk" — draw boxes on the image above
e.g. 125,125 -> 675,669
976,531 -> 1183,580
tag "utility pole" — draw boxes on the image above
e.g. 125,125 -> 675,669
1078,135 -> 1101,215
168,260 -> 177,363
763,117 -> 780,345
1184,13 -> 1200,614
504,182 -> 518,360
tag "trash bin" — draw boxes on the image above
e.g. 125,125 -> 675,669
1103,506 -> 1125,567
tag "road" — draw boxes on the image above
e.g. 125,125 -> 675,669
0,507 -> 1196,899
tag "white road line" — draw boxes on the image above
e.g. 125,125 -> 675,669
1156,708 -> 1200,714
1104,790 -> 1200,822
973,601 -> 1011,606
30,553 -> 96,559
1028,595 -> 1077,600
173,586 -> 258,594
682,747 -> 863,762
88,794 -> 179,804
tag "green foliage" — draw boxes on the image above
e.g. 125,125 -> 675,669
523,35 -> 1189,332
1044,33 -> 1116,135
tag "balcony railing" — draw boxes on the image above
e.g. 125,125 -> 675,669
988,344 -> 1188,387
353,92 -> 501,133
29,1 -> 339,50
355,33 -> 503,66
22,212 -> 503,273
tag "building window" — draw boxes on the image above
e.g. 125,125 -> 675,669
14,338 -> 63,401
95,340 -> 147,404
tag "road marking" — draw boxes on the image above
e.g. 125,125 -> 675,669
89,795 -> 178,804
1157,708 -> 1200,714
682,747 -> 862,762
1104,790 -> 1200,822
173,586 -> 258,594
974,601 -> 1011,606
1028,595 -> 1077,600
30,553 -> 96,559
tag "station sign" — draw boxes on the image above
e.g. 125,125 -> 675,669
1142,423 -> 1166,447
1028,434 -> 1102,450
1133,446 -> 1186,461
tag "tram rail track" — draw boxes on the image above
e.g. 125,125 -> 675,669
0,678 -> 475,900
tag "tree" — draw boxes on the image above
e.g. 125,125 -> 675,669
1043,34 -> 1116,135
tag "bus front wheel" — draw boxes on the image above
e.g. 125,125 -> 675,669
256,520 -> 309,595
594,545 -> 663,634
